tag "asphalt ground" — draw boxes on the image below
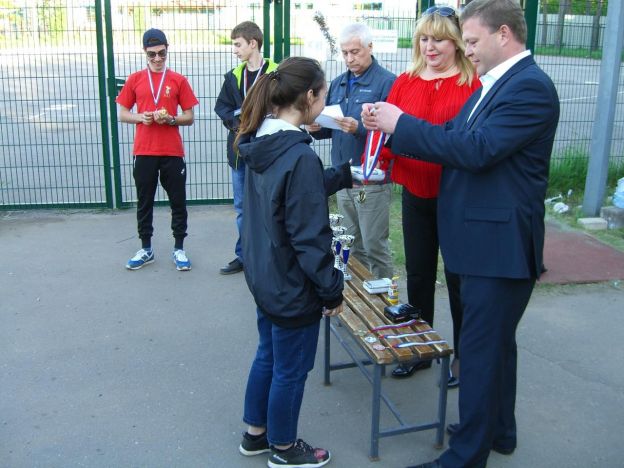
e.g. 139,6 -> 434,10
1,205 -> 623,468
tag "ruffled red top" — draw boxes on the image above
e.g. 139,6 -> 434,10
381,72 -> 481,198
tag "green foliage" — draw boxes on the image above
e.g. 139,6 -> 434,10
541,0 -> 609,16
37,0 -> 66,45
548,146 -> 624,197
536,44 -> 603,59
389,184 -> 405,269
398,37 -> 412,49
548,148 -> 590,196
131,6 -> 145,35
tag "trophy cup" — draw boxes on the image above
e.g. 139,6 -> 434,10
329,213 -> 344,228
337,234 -> 355,281
330,213 -> 345,269
331,225 -> 347,270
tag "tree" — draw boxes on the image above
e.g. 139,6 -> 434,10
590,0 -> 604,52
554,0 -> 571,49
541,0 -> 549,46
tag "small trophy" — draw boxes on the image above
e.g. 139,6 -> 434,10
329,213 -> 344,228
337,234 -> 355,281
329,213 -> 346,272
331,225 -> 347,270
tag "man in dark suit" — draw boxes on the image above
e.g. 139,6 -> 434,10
362,0 -> 560,467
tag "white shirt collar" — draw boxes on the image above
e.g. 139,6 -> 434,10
467,50 -> 531,122
256,117 -> 301,137
483,49 -> 531,84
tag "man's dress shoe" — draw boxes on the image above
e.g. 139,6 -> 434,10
392,360 -> 432,378
445,423 -> 515,455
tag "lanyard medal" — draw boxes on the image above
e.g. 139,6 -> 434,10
243,60 -> 264,99
358,129 -> 386,203
147,67 -> 167,114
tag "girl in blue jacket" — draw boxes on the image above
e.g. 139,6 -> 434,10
234,57 -> 349,468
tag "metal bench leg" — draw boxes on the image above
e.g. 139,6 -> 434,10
435,355 -> 450,449
324,316 -> 331,386
369,363 -> 382,461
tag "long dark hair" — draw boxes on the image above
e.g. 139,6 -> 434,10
234,56 -> 325,152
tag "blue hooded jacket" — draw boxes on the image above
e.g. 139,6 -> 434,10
238,123 -> 351,328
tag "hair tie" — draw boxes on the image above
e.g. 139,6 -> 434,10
268,70 -> 281,81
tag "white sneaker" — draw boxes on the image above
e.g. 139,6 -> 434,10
126,248 -> 154,270
172,249 -> 191,271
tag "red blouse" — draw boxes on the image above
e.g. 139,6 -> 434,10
381,72 -> 481,198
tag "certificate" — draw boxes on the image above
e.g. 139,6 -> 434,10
314,104 -> 343,130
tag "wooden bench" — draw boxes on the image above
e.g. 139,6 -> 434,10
323,257 -> 453,460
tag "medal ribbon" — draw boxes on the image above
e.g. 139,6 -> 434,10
371,319 -> 422,331
362,130 -> 386,184
392,339 -> 447,349
147,67 -> 167,110
382,330 -> 438,340
243,60 -> 264,99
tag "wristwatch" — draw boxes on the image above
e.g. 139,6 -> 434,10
169,116 -> 177,126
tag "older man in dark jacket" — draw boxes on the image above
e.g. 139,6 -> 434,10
310,23 -> 396,280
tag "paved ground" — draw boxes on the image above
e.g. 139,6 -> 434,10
541,220 -> 624,284
1,206 -> 623,468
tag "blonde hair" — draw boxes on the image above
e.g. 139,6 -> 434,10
408,11 -> 475,86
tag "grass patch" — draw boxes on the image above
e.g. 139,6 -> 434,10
536,45 -> 603,60
548,147 -> 624,198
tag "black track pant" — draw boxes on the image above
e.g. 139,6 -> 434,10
133,155 -> 187,249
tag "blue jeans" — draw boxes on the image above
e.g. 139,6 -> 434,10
243,309 -> 320,445
232,166 -> 245,261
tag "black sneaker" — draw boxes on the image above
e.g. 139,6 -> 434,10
220,257 -> 243,275
239,431 -> 270,456
268,439 -> 331,468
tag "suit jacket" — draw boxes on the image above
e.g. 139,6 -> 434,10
391,55 -> 560,279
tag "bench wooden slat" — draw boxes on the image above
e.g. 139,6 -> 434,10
337,305 -> 395,364
343,288 -> 414,361
346,276 -> 451,358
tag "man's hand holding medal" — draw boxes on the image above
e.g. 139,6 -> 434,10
153,108 -> 171,125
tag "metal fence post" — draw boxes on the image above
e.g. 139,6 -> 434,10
95,0 -> 114,208
582,0 -> 624,216
419,0 -> 435,15
274,0 -> 283,63
524,0 -> 538,53
103,0 -> 124,208
284,0 -> 290,59
263,0 -> 271,60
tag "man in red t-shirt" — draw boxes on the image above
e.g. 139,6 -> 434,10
116,28 -> 199,271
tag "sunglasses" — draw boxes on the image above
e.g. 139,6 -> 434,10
424,6 -> 457,18
146,49 -> 167,59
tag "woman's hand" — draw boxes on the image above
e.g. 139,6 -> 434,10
322,303 -> 344,317
306,122 -> 322,132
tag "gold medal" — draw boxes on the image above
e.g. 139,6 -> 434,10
357,187 -> 366,204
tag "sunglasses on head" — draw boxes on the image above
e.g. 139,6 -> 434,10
424,6 -> 457,18
146,49 -> 167,59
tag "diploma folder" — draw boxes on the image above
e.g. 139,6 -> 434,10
363,278 -> 392,294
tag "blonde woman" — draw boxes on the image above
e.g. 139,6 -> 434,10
381,7 -> 480,383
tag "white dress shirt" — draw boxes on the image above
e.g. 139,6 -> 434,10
467,49 -> 532,122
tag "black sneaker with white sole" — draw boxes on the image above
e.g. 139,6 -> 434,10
239,431 -> 270,456
268,439 -> 331,468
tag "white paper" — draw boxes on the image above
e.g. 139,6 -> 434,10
351,165 -> 386,183
315,104 -> 343,130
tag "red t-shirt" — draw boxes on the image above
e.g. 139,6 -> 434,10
116,68 -> 199,156
381,72 -> 481,198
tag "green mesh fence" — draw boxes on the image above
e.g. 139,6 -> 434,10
0,0 -> 111,208
0,0 -> 622,209
107,0 -> 265,207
